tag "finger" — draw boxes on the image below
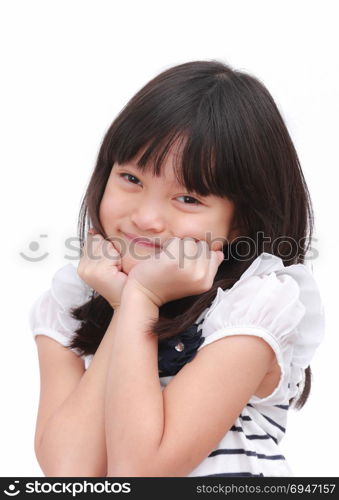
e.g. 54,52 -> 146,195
210,249 -> 224,265
195,239 -> 210,257
205,249 -> 224,284
107,237 -> 122,255
180,237 -> 199,259
163,237 -> 198,257
160,237 -> 180,260
102,239 -> 122,265
187,239 -> 210,265
90,238 -> 121,265
216,250 -> 224,263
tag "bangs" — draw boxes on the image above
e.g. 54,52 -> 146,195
113,129 -> 240,199
110,83 -> 240,200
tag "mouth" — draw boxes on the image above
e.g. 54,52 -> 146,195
122,232 -> 162,249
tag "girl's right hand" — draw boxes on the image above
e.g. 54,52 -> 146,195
77,229 -> 128,310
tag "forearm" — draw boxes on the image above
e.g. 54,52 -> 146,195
37,308 -> 121,477
105,285 -> 164,476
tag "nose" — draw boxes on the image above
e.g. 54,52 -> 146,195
130,199 -> 167,233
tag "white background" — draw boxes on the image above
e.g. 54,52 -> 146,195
0,0 -> 338,477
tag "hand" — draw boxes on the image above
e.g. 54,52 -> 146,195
77,229 -> 128,309
124,237 -> 224,307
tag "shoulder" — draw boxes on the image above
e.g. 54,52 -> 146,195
29,262 -> 92,355
50,262 -> 92,309
200,252 -> 325,341
196,252 -> 325,404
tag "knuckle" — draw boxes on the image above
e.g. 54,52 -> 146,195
194,268 -> 207,282
199,280 -> 212,293
81,266 -> 94,280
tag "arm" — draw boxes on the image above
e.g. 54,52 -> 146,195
36,307 -> 121,477
105,285 -> 275,477
105,284 -> 164,474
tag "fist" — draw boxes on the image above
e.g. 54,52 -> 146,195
125,237 -> 224,307
77,229 -> 128,309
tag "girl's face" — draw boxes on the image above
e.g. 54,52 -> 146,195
99,150 -> 236,274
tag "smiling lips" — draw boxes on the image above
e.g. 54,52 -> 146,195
123,232 -> 162,248
122,232 -> 201,248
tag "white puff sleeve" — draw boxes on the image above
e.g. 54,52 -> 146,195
28,263 -> 92,360
197,252 -> 326,406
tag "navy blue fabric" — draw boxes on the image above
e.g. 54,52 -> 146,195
158,323 -> 205,377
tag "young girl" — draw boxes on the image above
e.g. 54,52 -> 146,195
29,60 -> 325,477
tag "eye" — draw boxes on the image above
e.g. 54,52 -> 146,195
119,173 -> 142,185
176,195 -> 201,205
119,172 -> 202,205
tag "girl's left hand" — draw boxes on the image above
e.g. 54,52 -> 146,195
124,237 -> 224,307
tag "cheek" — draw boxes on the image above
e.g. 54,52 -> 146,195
195,217 -> 231,251
99,193 -> 122,227
212,220 -> 230,244
183,218 -> 227,248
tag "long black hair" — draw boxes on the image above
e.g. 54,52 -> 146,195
67,60 -> 314,409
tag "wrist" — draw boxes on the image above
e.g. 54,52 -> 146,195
122,279 -> 162,308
